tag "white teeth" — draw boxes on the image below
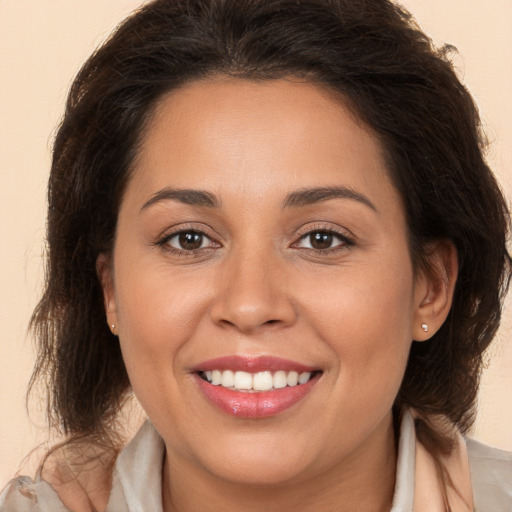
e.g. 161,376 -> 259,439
273,371 -> 288,389
253,371 -> 273,391
211,370 -> 222,385
202,369 -> 316,391
234,371 -> 253,390
298,372 -> 311,385
287,371 -> 299,386
221,370 -> 234,387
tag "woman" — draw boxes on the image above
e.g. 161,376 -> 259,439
1,0 -> 511,510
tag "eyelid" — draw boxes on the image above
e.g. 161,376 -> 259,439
155,223 -> 222,251
296,232 -> 344,249
294,222 -> 354,240
166,231 -> 214,250
291,223 -> 356,251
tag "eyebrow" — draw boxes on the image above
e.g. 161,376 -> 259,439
141,187 -> 220,211
140,185 -> 376,212
283,186 -> 377,212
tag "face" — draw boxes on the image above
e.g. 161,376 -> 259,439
101,78 -> 432,486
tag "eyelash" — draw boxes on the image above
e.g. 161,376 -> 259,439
292,225 -> 355,255
156,226 -> 220,258
155,225 -> 355,257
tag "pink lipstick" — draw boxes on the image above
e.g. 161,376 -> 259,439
192,356 -> 321,418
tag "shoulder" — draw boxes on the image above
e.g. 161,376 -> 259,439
0,442 -> 115,512
0,476 -> 71,512
466,437 -> 512,511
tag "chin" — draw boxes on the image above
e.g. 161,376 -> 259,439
206,457 -> 310,487
191,431 -> 319,486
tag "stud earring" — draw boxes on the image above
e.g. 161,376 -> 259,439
421,323 -> 428,332
110,323 -> 117,335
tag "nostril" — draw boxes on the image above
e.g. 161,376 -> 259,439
210,291 -> 297,332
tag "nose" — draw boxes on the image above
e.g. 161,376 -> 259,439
210,248 -> 297,334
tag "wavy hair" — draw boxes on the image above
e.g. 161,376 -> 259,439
30,0 -> 511,456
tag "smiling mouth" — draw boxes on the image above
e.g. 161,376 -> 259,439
198,369 -> 321,392
194,358 -> 323,417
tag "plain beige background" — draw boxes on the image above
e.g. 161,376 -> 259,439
1,0 -> 511,487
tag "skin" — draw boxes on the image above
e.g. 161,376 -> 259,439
99,77 -> 457,512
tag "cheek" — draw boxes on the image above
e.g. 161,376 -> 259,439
112,254 -> 213,389
302,254 -> 415,395
112,272 -> 209,429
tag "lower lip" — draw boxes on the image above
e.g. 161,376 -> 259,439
195,374 -> 320,418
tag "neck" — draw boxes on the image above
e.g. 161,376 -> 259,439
162,416 -> 397,512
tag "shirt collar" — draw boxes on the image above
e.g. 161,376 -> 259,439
109,411 -> 417,511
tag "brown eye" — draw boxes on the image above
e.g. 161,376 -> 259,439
179,232 -> 203,250
309,232 -> 334,250
167,231 -> 209,251
296,230 -> 347,251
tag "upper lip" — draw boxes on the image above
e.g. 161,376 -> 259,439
192,355 -> 319,373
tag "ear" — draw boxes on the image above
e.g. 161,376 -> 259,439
96,253 -> 118,334
412,240 -> 458,341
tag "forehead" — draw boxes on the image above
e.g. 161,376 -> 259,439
128,77 -> 398,211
